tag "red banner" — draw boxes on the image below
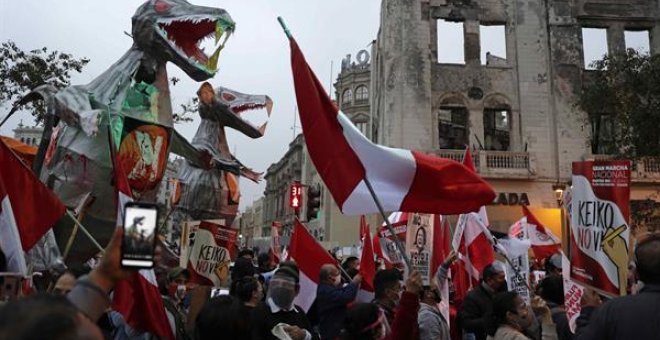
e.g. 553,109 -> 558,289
570,160 -> 631,296
186,221 -> 238,286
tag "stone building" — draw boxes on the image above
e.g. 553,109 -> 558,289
371,0 -> 660,233
13,121 -> 43,146
240,197 -> 265,248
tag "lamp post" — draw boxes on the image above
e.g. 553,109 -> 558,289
552,182 -> 566,207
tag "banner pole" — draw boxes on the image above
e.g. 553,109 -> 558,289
363,177 -> 412,270
65,210 -> 105,253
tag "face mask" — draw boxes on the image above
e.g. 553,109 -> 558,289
175,284 -> 187,300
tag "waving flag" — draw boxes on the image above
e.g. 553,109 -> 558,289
110,136 -> 174,340
288,38 -> 495,216
289,220 -> 337,312
509,206 -> 560,259
0,139 -> 65,275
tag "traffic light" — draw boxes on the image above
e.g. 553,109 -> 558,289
306,185 -> 321,221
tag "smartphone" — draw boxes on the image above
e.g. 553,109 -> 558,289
210,288 -> 229,298
121,202 -> 159,268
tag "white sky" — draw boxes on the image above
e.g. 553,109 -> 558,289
0,0 -> 381,210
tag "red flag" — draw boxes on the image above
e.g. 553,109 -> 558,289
110,143 -> 174,339
289,220 -> 337,311
356,228 -> 376,302
289,39 -> 495,216
0,139 -> 65,274
359,215 -> 369,241
516,206 -> 560,259
463,146 -> 476,173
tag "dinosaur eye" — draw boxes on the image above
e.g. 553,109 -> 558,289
154,0 -> 171,13
222,92 -> 236,102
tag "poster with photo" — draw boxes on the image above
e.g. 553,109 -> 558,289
570,160 -> 631,296
405,213 -> 434,284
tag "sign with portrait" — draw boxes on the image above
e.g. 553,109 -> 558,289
570,160 -> 631,296
405,213 -> 434,284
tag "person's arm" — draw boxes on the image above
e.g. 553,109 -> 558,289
68,227 -> 134,321
387,271 -> 422,340
435,251 -> 457,289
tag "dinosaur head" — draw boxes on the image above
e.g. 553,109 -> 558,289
197,82 -> 272,139
132,0 -> 235,81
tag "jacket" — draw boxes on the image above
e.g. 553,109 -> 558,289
458,282 -> 496,340
418,303 -> 450,340
316,282 -> 359,340
487,324 -> 558,340
575,283 -> 660,340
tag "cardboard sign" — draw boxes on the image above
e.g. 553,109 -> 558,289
570,161 -> 631,296
378,223 -> 407,266
185,220 -> 237,286
405,213 -> 434,284
499,238 -> 531,304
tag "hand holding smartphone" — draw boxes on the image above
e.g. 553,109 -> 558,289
121,202 -> 159,269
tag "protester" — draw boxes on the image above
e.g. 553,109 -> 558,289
341,271 -> 423,340
258,253 -> 275,273
544,254 -> 562,277
53,271 -> 79,296
195,295 -> 247,340
538,275 -> 571,340
341,256 -> 359,279
487,292 -> 557,340
418,283 -> 450,340
575,233 -> 660,340
316,263 -> 362,339
162,267 -> 191,340
372,268 -> 404,331
251,265 -> 319,340
239,248 -> 256,261
231,257 -> 258,296
0,227 -> 134,339
458,262 -> 507,340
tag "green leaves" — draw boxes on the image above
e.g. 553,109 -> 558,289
0,40 -> 89,123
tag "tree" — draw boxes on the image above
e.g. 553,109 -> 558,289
0,40 -> 89,123
578,49 -> 660,158
169,77 -> 196,124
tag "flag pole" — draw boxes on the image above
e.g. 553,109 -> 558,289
277,16 -> 411,270
65,210 -> 105,254
363,177 -> 412,270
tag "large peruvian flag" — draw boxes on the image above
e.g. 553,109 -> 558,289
110,146 -> 174,339
288,38 -> 495,216
289,220 -> 337,311
0,139 -> 65,275
509,206 -> 560,259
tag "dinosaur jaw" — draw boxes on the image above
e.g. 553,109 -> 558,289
228,96 -> 273,138
156,15 -> 233,77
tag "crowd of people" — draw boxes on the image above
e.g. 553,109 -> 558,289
0,227 -> 658,340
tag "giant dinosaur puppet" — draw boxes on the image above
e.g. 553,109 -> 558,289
9,0 -> 263,263
173,82 -> 272,229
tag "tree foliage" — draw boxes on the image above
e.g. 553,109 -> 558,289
578,49 -> 660,158
169,77 -> 197,124
0,40 -> 89,123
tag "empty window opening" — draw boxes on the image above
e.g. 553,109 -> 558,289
591,114 -> 616,154
480,24 -> 507,65
342,89 -> 352,106
625,30 -> 650,53
437,20 -> 465,64
438,106 -> 469,149
484,108 -> 510,151
582,28 -> 608,69
355,86 -> 369,103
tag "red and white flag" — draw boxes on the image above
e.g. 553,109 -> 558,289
356,227 -> 376,302
289,220 -> 337,312
452,212 -> 495,285
509,206 -> 560,260
359,215 -> 369,241
288,38 -> 495,216
0,139 -> 65,275
110,147 -> 174,339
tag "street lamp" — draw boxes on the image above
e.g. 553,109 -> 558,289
552,183 -> 566,206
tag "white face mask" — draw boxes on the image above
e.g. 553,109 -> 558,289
175,284 -> 187,300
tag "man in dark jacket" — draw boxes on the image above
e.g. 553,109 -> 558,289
575,234 -> 660,340
316,264 -> 362,339
458,262 -> 506,340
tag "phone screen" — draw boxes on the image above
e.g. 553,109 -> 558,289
122,203 -> 158,268
210,288 -> 229,298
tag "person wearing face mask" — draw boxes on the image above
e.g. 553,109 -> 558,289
372,268 -> 404,333
418,283 -> 450,340
251,264 -> 320,340
459,262 -> 507,340
487,292 -> 557,340
315,264 -> 363,340
162,267 -> 192,340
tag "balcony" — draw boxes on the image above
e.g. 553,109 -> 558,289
431,149 -> 533,179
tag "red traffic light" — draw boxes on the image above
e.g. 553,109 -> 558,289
289,181 -> 302,208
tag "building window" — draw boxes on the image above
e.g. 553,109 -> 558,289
625,30 -> 650,53
438,106 -> 469,149
437,20 -> 465,64
355,86 -> 369,103
483,108 -> 510,151
342,89 -> 352,105
582,27 -> 608,69
591,114 -> 616,154
481,24 -> 507,66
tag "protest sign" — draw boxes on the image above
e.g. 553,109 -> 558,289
561,252 -> 584,333
499,238 -> 531,304
570,160 -> 631,296
185,220 -> 237,286
405,213 -> 434,284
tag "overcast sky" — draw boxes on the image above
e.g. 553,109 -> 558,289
0,0 -> 382,210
